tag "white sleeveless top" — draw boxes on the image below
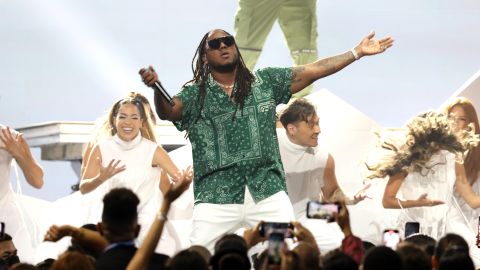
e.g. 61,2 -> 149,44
276,129 -> 329,216
86,134 -> 162,222
397,150 -> 456,239
453,176 -> 480,231
0,125 -> 43,262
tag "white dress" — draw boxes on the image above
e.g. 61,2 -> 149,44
0,125 -> 48,263
276,129 -> 344,252
448,178 -> 480,267
397,150 -> 480,267
86,134 -> 180,254
396,150 -> 455,239
34,133 -> 179,261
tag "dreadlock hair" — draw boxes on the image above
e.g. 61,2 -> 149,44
366,111 -> 480,179
183,29 -> 254,127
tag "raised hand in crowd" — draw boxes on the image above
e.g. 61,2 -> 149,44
126,167 -> 192,270
44,224 -> 108,254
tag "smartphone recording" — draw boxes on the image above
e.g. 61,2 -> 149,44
383,229 -> 400,248
259,222 -> 293,238
267,232 -> 284,265
404,222 -> 420,238
306,201 -> 339,222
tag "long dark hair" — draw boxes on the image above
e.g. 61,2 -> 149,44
183,29 -> 254,125
444,97 -> 480,184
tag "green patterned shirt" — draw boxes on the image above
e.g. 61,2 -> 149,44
174,67 -> 293,204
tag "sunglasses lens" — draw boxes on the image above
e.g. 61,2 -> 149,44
207,36 -> 235,49
208,39 -> 221,49
223,36 -> 235,47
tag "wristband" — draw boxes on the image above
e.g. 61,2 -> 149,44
350,48 -> 359,60
156,212 -> 168,221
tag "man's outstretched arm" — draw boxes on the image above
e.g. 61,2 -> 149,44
290,31 -> 394,94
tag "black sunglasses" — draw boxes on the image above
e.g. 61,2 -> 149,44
207,35 -> 235,50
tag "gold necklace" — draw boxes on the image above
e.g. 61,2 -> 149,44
214,80 -> 234,89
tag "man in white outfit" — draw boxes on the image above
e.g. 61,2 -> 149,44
276,99 -> 367,252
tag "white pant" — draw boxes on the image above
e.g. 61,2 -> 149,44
190,188 -> 295,252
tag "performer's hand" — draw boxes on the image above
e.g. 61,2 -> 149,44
351,183 -> 372,204
44,225 -> 75,242
97,157 -> 126,182
354,31 -> 394,58
0,127 -> 25,159
164,166 -> 192,204
139,66 -> 159,87
417,193 -> 444,207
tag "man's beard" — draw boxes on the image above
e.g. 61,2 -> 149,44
210,58 -> 238,73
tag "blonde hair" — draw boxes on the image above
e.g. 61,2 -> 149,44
443,96 -> 480,184
366,111 -> 479,179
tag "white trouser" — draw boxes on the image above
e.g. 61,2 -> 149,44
191,188 -> 295,252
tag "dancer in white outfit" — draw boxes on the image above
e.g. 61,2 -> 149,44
0,124 -> 44,263
366,111 -> 480,267
442,97 -> 480,267
277,99 -> 368,252
80,97 -> 192,255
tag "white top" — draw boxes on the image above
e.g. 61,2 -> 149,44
276,128 -> 329,215
453,176 -> 480,231
397,150 -> 456,239
0,124 -> 44,262
86,134 -> 162,222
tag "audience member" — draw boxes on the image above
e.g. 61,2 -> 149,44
165,249 -> 208,270
50,251 -> 94,270
94,188 -> 169,270
210,234 -> 250,270
395,242 -> 431,270
292,242 -> 320,270
322,250 -> 357,270
403,234 -> 436,257
432,233 -> 470,269
68,223 -> 100,259
438,249 -> 474,270
187,245 -> 211,266
34,258 -> 55,270
362,246 -> 402,270
0,228 -> 19,270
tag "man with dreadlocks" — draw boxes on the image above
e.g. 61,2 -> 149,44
139,28 -> 393,251
366,111 -> 480,266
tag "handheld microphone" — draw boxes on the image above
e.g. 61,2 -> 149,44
153,80 -> 175,106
